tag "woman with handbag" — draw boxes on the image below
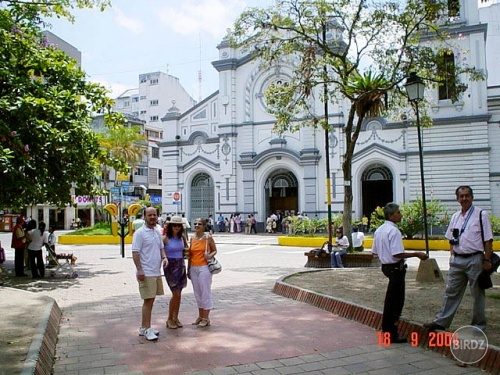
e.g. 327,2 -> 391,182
163,216 -> 189,329
188,218 -> 217,327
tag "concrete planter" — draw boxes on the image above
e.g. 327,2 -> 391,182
304,250 -> 380,268
280,236 -> 500,251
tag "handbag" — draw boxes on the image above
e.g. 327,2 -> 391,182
205,235 -> 222,274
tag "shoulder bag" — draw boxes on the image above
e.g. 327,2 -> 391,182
205,235 -> 222,274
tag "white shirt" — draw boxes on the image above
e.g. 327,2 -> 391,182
445,206 -> 493,254
352,232 -> 365,248
132,224 -> 163,277
335,235 -> 349,248
27,229 -> 49,251
371,221 -> 404,264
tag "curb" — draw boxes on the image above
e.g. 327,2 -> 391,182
273,269 -> 499,374
22,297 -> 62,375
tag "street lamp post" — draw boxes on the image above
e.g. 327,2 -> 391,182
404,72 -> 429,256
323,19 -> 333,255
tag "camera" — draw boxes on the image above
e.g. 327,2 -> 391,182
449,228 -> 460,246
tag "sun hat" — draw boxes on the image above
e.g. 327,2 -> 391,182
170,216 -> 183,224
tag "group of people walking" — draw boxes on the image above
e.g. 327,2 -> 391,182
132,207 -> 217,341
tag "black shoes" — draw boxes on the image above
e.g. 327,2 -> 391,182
423,322 -> 446,331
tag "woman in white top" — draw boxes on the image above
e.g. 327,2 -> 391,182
331,228 -> 349,268
26,221 -> 49,279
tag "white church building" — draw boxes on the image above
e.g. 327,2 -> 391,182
158,0 -> 500,225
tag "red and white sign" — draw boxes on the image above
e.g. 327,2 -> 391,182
172,192 -> 181,205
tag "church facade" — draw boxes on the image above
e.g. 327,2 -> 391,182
159,0 -> 500,224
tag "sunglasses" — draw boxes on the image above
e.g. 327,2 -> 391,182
193,223 -> 203,226
171,224 -> 182,227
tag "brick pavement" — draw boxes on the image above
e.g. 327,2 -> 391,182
0,232 -> 488,374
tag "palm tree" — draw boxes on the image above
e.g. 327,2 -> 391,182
99,124 -> 146,181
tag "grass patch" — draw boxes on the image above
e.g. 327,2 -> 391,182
487,294 -> 500,300
68,222 -> 112,235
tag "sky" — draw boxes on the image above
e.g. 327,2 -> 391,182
45,0 -> 274,101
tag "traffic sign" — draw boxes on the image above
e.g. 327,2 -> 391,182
172,191 -> 181,205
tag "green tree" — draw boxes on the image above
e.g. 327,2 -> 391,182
0,0 -> 119,209
231,0 -> 483,244
370,199 -> 449,239
98,124 -> 147,180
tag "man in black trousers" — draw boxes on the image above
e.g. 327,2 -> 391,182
372,203 -> 428,343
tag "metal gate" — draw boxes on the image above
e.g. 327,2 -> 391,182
190,173 -> 214,221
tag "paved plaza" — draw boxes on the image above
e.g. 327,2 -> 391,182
0,231 -> 487,374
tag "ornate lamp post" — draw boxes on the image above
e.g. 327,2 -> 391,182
404,72 -> 429,256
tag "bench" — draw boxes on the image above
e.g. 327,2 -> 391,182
304,250 -> 380,268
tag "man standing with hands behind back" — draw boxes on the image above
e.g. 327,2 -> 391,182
372,203 -> 428,343
425,186 -> 493,332
132,207 -> 168,341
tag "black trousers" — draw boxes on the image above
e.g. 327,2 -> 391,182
381,261 -> 406,337
15,247 -> 25,276
28,249 -> 45,278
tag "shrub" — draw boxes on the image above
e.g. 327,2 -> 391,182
491,214 -> 500,235
370,199 -> 449,239
287,214 -> 342,236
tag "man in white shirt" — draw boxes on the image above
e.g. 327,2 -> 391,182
425,186 -> 493,332
132,207 -> 168,341
372,203 -> 428,343
351,225 -> 365,251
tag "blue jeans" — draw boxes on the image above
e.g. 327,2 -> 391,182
330,249 -> 347,268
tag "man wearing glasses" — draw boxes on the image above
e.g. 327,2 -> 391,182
372,202 -> 428,343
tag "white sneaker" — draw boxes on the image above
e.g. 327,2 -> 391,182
138,327 -> 159,337
144,328 -> 158,341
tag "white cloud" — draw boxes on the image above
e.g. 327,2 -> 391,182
157,0 -> 248,39
113,6 -> 144,35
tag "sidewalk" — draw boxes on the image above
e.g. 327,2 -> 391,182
0,232 -> 489,374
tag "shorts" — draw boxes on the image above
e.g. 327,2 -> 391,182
138,276 -> 164,299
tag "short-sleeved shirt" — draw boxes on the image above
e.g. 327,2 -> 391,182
27,229 -> 49,251
352,232 -> 365,248
132,219 -> 145,231
445,206 -> 493,254
371,221 -> 404,264
132,225 -> 163,276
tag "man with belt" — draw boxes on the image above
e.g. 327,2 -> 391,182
372,203 -> 429,343
425,186 -> 493,332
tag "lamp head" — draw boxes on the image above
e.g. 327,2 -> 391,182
404,72 -> 425,102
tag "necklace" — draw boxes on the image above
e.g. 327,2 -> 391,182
194,233 -> 205,240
